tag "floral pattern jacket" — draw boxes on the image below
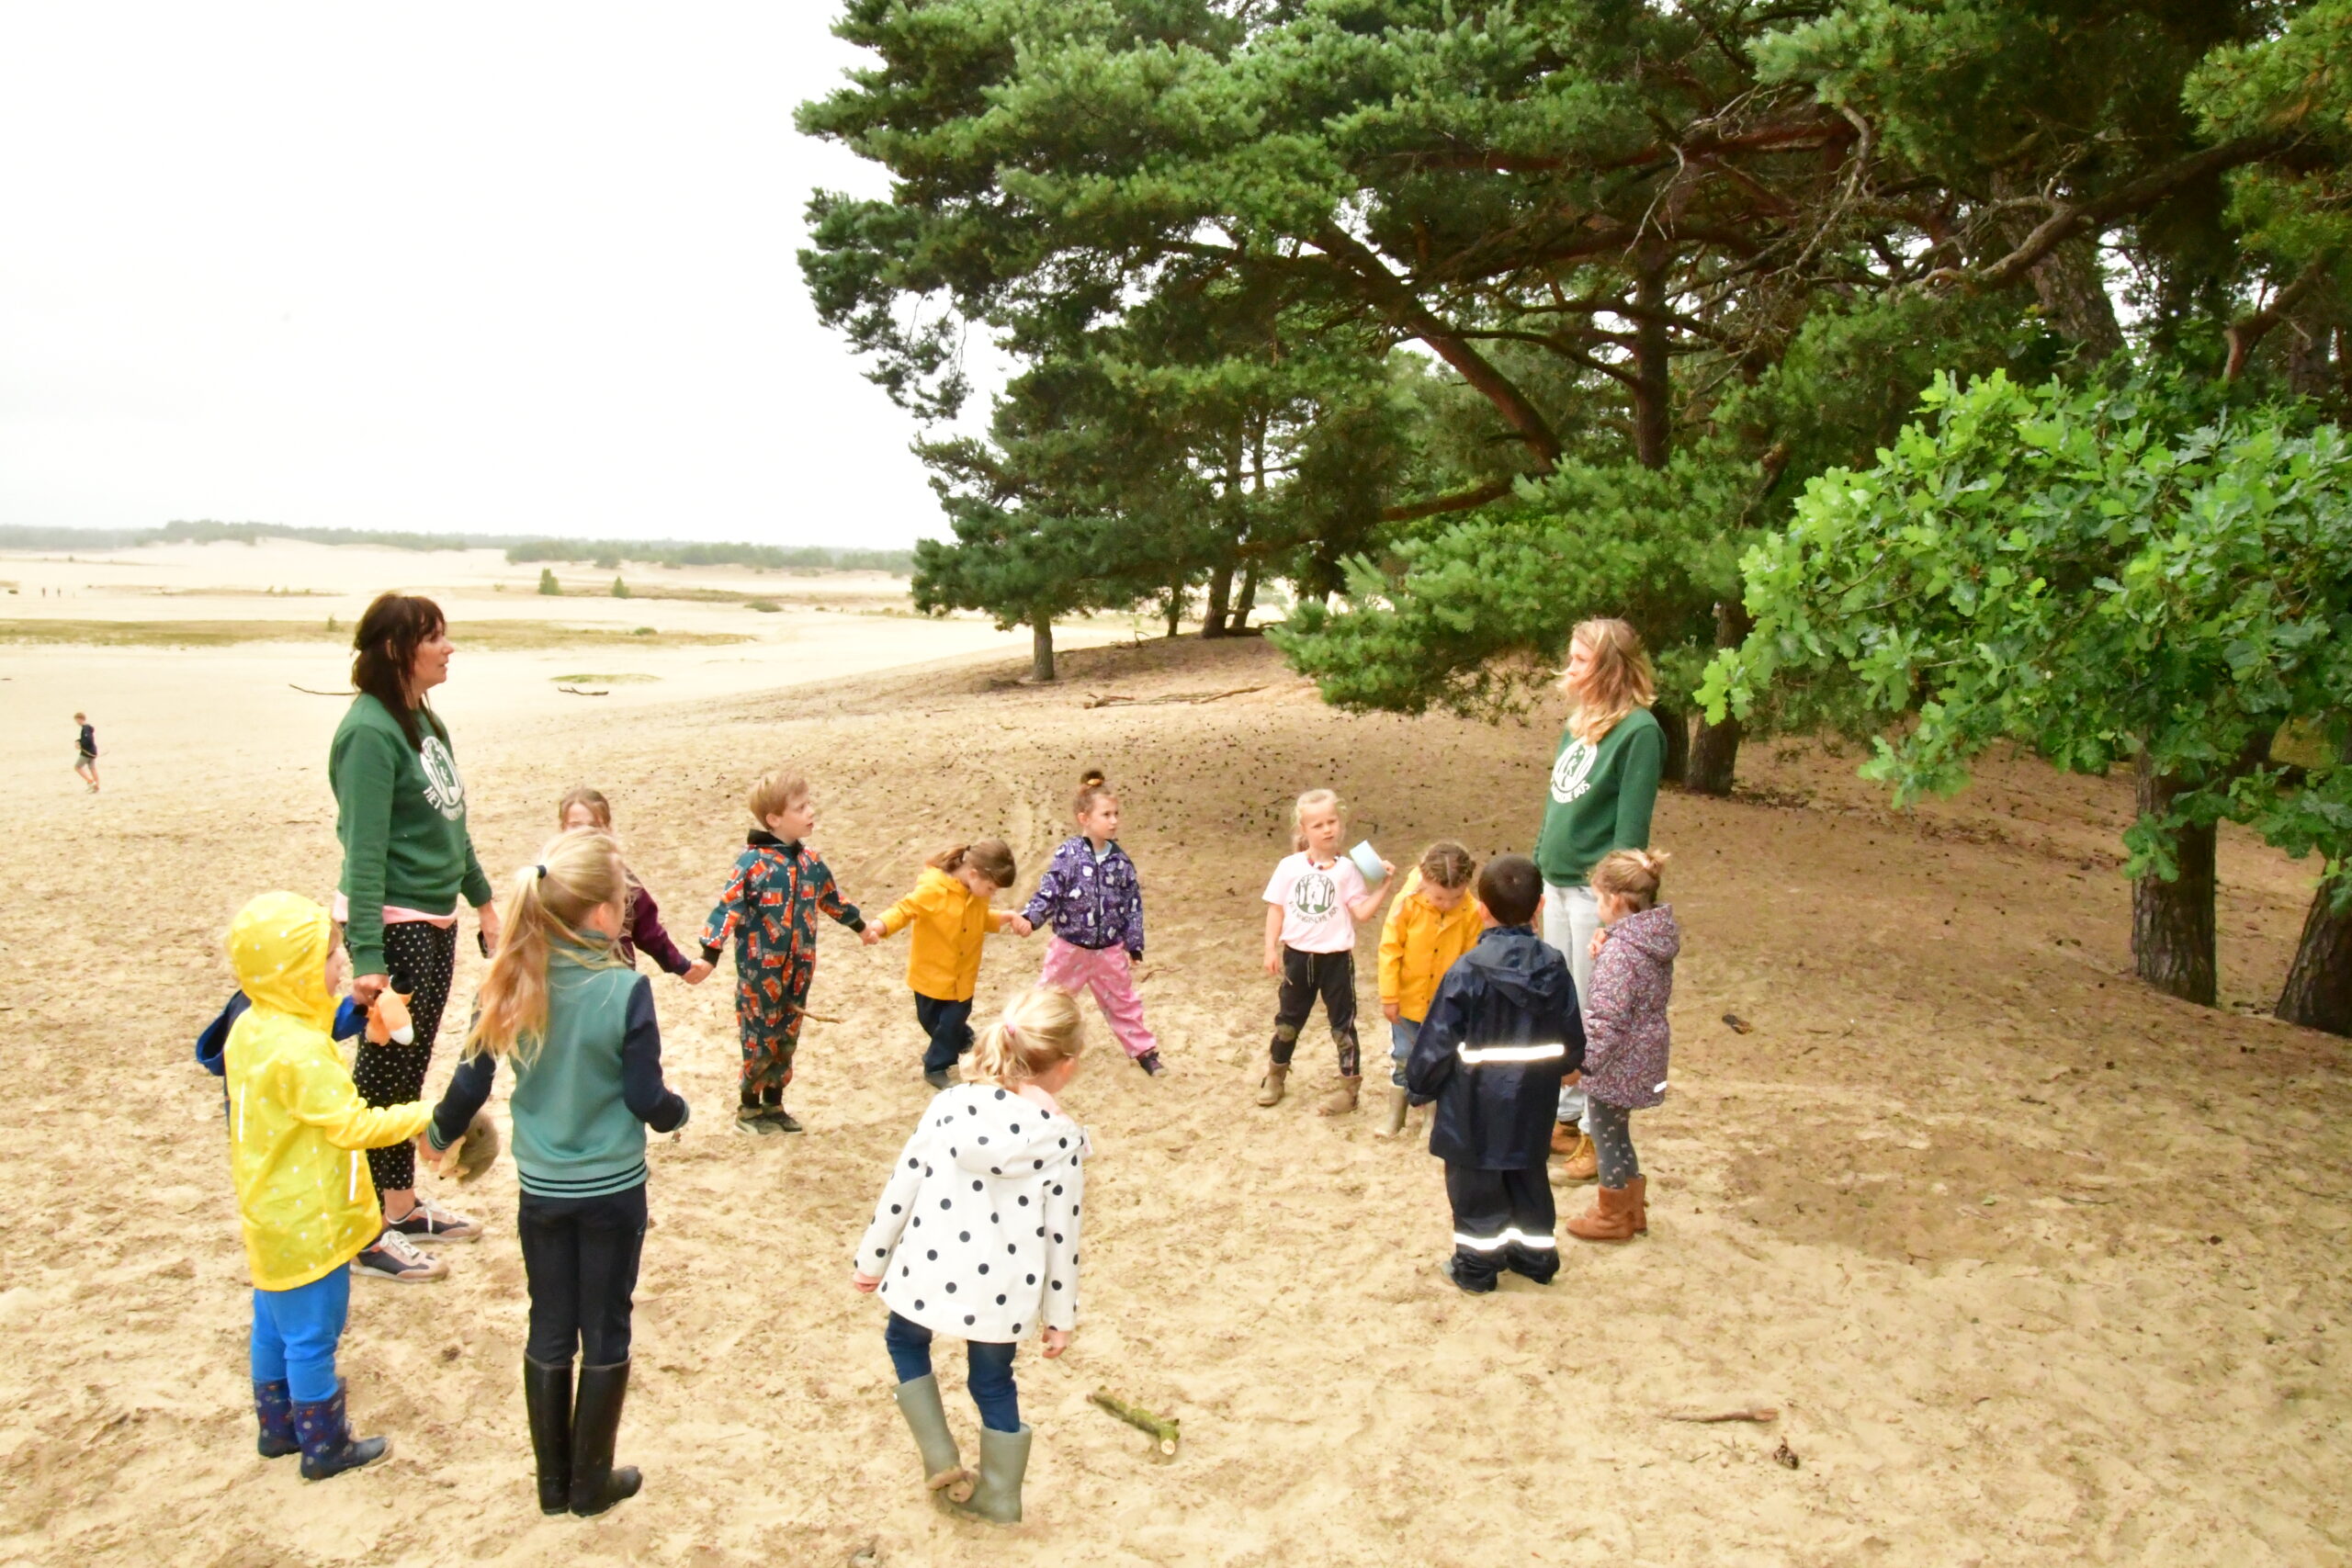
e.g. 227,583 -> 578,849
1022,837 -> 1145,959
1581,904 -> 1679,1111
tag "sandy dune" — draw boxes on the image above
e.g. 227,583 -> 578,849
0,615 -> 2346,1566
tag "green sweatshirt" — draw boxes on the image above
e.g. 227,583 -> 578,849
1534,706 -> 1663,886
330,694 -> 492,976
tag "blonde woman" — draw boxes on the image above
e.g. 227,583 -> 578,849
1533,619 -> 1665,1175
420,830 -> 689,1517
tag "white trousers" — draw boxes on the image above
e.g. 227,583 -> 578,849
1543,883 -> 1600,1129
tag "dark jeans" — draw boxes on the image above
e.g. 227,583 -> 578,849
885,1312 -> 1020,1433
1445,1163 -> 1559,1287
518,1183 -> 648,1366
915,994 -> 976,1076
1588,1099 -> 1641,1187
1271,946 -> 1360,1077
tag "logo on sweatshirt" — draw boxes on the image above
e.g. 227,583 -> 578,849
419,736 -> 467,820
1290,871 -> 1338,920
1549,739 -> 1598,804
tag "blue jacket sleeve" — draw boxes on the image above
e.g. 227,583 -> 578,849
197,992 -> 247,1077
333,998 -> 368,1042
427,1051 -> 498,1149
1406,971 -> 1470,1104
620,977 -> 690,1134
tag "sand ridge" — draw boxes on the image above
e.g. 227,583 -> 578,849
0,632 -> 2346,1566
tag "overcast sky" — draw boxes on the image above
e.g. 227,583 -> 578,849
0,5 -> 971,547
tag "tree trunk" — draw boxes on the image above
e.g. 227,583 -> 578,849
1631,250 -> 1672,470
2132,752 -> 2217,1005
1685,600 -> 1750,796
1164,581 -> 1182,638
1203,561 -> 1234,638
1993,168 -> 2124,364
1651,702 -> 1690,786
1030,614 -> 1057,683
1231,561 -> 1260,634
2276,729 -> 2352,1035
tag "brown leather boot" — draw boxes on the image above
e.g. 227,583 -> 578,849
1555,1133 -> 1599,1181
1318,1076 -> 1362,1116
1629,1175 -> 1647,1235
1255,1063 -> 1289,1108
1566,1185 -> 1638,1242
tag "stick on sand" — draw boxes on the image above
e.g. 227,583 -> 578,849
1091,1390 -> 1180,1456
1661,1405 -> 1780,1424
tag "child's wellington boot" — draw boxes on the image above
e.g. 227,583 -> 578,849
1377,1085 -> 1409,1136
1629,1175 -> 1648,1235
290,1382 -> 390,1481
949,1423 -> 1033,1524
1318,1076 -> 1362,1116
1255,1062 -> 1289,1107
892,1374 -> 974,1503
523,1357 -> 573,1516
1565,1185 -> 1639,1243
253,1379 -> 298,1459
568,1360 -> 642,1516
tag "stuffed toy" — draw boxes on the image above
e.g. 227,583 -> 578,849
440,1111 -> 502,1184
365,989 -> 415,1046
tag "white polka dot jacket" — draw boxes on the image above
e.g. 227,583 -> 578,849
855,1084 -> 1089,1342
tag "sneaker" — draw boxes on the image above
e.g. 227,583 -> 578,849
1135,1050 -> 1164,1077
384,1196 -> 481,1243
735,1107 -> 778,1137
763,1107 -> 804,1134
352,1229 -> 447,1283
923,1068 -> 954,1090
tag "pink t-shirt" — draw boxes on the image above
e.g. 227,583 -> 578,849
1263,852 -> 1368,954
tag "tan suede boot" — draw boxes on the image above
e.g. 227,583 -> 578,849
1255,1062 -> 1289,1107
1565,1185 -> 1639,1242
1318,1076 -> 1362,1116
1555,1133 -> 1599,1182
1629,1175 -> 1647,1235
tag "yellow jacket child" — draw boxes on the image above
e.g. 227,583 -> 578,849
1378,864 -> 1485,1023
225,891 -> 432,1292
875,841 -> 1024,1090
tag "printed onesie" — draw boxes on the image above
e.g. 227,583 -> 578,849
700,830 -> 865,1100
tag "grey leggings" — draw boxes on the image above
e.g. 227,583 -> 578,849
1588,1100 -> 1640,1188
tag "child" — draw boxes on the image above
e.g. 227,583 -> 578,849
73,712 -> 98,793
220,890 -> 431,1478
1406,854 -> 1585,1293
875,840 -> 1031,1089
1258,788 -> 1393,1113
1565,849 -> 1678,1243
699,767 -> 877,1135
1375,841 -> 1484,1136
422,829 -> 690,1515
558,787 -> 714,987
853,987 -> 1089,1525
1023,770 -> 1162,1076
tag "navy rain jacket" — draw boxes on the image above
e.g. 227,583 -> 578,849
1406,925 -> 1585,1169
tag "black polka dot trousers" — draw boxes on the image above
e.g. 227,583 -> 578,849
351,920 -> 457,1198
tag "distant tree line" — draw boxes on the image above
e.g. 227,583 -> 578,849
0,521 -> 911,574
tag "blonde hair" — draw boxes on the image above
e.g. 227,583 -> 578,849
966,987 -> 1087,1087
467,831 -> 629,1063
1072,769 -> 1118,821
1590,847 -> 1671,911
1292,788 -> 1340,852
557,785 -> 613,829
1418,840 -> 1477,891
1563,618 -> 1657,744
929,839 -> 1017,888
747,768 -> 809,824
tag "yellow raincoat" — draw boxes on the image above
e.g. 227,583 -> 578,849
877,866 -> 1012,1002
1377,869 -> 1487,1022
223,892 -> 430,1291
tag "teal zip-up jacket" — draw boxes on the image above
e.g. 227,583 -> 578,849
427,939 -> 689,1199
329,693 -> 494,977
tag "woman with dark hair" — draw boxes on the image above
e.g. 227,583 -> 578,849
331,592 -> 502,1283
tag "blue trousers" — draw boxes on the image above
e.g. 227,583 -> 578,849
915,994 -> 976,1075
885,1311 -> 1019,1432
251,1267 -> 350,1404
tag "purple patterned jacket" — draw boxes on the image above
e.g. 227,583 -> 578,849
1581,904 -> 1679,1111
1022,837 -> 1146,959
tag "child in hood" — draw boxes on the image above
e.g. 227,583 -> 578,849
1566,850 -> 1679,1243
1406,854 -> 1585,1293
853,987 -> 1090,1525
1375,841 -> 1484,1136
220,891 -> 432,1479
876,840 -> 1032,1089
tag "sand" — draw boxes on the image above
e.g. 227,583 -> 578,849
0,558 -> 2346,1566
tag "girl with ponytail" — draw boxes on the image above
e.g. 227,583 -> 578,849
873,839 -> 1033,1089
1022,769 -> 1165,1077
421,829 -> 689,1518
853,987 -> 1091,1524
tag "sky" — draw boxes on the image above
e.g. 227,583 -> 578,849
0,5 -> 977,547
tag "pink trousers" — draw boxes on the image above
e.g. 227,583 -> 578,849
1039,936 -> 1159,1058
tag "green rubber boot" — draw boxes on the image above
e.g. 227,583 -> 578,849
949,1423 -> 1033,1525
891,1375 -> 972,1502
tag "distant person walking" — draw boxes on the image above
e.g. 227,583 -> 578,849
1534,618 -> 1664,1179
331,592 -> 503,1282
73,712 -> 98,793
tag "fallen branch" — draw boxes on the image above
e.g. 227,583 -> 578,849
1091,1390 -> 1180,1456
1662,1404 -> 1780,1424
288,683 -> 356,696
1084,685 -> 1265,710
558,685 -> 609,696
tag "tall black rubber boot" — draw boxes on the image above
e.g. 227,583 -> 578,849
524,1357 -> 574,1516
568,1359 -> 642,1517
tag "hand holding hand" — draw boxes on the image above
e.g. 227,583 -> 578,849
415,1134 -> 449,1172
1042,1327 -> 1071,1359
683,960 -> 714,986
353,973 -> 390,1007
851,1270 -> 881,1294
860,926 -> 884,947
1009,915 -> 1034,937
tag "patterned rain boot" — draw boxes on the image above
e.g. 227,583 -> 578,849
290,1382 -> 390,1481
253,1379 -> 298,1460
